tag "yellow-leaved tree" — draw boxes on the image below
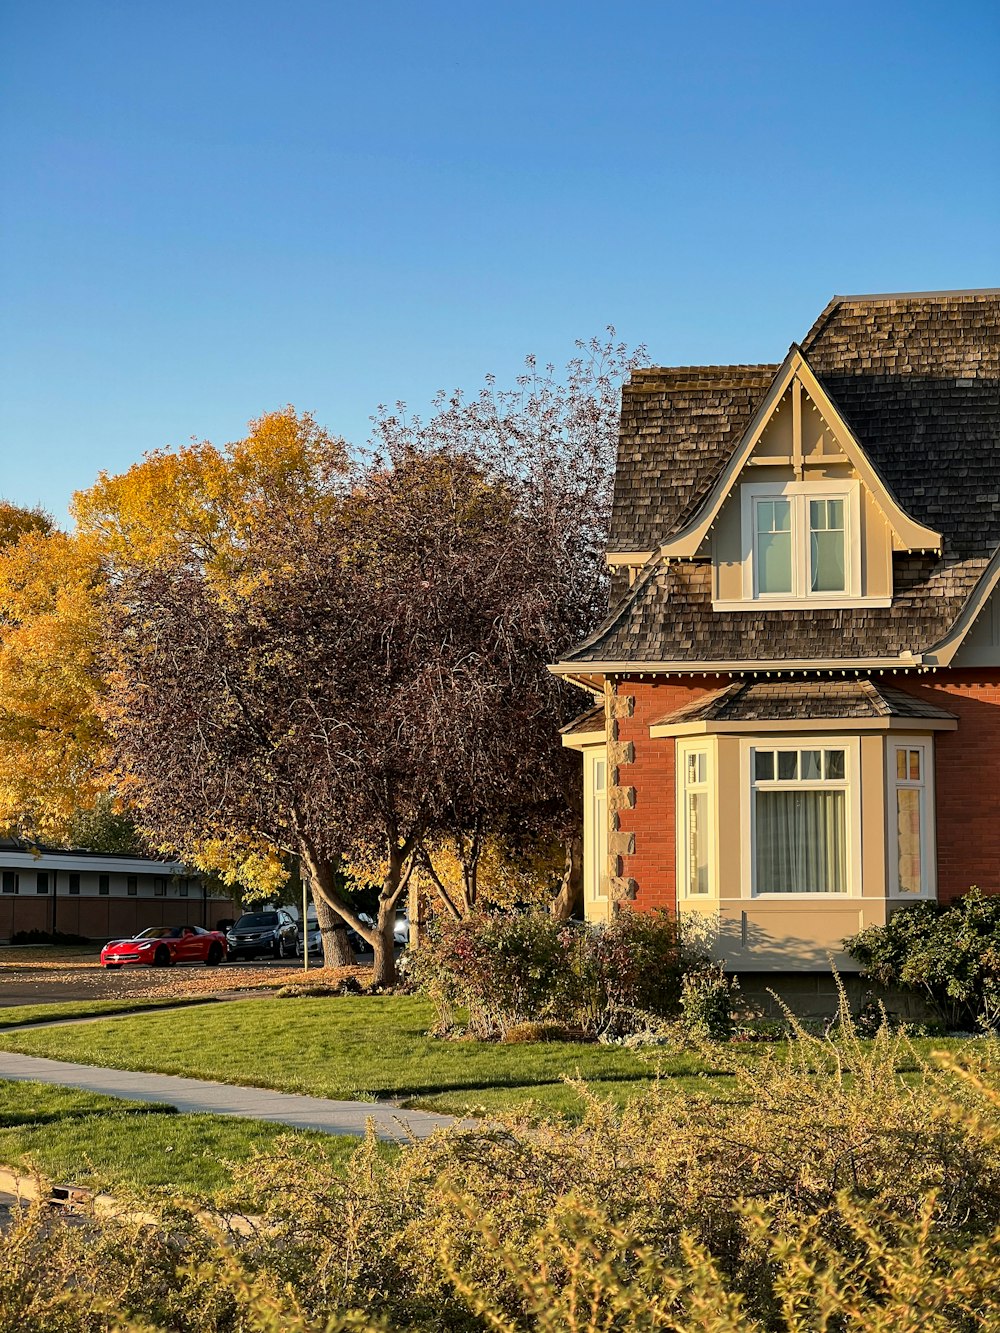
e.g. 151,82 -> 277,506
0,526 -> 108,841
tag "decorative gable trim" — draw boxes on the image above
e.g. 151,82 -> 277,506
658,348 -> 943,560
925,546 -> 1000,667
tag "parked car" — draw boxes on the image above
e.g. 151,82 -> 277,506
226,909 -> 299,960
101,925 -> 227,969
394,910 -> 410,946
297,919 -> 323,959
346,911 -> 376,950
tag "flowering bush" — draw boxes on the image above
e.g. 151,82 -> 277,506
408,907 -> 710,1038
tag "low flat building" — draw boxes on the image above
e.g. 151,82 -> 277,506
0,842 -> 235,941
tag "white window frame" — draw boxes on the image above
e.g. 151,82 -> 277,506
734,480 -> 872,609
886,737 -> 937,899
740,736 -> 862,899
676,738 -> 717,898
584,748 -> 608,902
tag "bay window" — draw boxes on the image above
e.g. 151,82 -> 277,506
889,741 -> 933,896
749,743 -> 854,895
679,743 -> 714,896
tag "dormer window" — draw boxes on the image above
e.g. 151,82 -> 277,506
741,481 -> 861,605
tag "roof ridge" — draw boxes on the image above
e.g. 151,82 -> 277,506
802,287 -> 1000,351
858,679 -> 892,716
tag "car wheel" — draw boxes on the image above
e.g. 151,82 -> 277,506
153,945 -> 171,967
205,942 -> 223,967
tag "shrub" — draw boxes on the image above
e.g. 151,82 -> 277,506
4,1010 -> 998,1329
408,908 -> 705,1038
8,928 -> 90,946
845,887 -> 1000,1030
679,962 -> 737,1041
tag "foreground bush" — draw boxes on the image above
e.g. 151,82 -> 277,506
3,1010 -> 1000,1329
845,887 -> 1000,1030
407,908 -> 707,1037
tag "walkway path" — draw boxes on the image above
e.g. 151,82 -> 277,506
0,1050 -> 457,1141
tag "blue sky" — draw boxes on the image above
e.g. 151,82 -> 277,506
1,0 -> 998,521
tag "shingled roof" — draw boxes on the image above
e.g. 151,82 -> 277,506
561,290 -> 1000,673
651,679 -> 958,728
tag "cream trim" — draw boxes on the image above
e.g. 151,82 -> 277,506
606,551 -> 655,566
562,729 -> 606,751
657,348 -> 942,559
924,547 -> 1000,666
712,598 -> 892,612
651,716 -> 957,738
552,656 -> 924,677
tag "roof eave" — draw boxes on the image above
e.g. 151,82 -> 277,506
551,654 -> 927,678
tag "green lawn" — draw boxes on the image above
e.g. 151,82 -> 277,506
0,997 -> 214,1029
0,1079 -> 361,1197
0,995 -> 687,1107
0,995 -> 977,1122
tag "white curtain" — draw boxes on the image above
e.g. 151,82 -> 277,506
756,790 -> 845,893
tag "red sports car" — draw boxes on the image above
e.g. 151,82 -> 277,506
101,925 -> 227,969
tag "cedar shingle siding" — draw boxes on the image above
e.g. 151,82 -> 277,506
568,291 -> 1000,669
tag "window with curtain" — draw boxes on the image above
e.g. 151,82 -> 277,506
745,483 -> 858,602
752,746 -> 848,893
893,745 -> 925,894
682,748 -> 712,895
593,757 -> 608,899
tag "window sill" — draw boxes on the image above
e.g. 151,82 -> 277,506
712,597 -> 892,612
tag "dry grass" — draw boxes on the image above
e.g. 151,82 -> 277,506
0,944 -> 376,1003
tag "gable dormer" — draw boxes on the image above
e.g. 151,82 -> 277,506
662,349 -> 943,610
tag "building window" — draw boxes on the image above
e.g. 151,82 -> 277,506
98,874 -> 110,896
1,871 -> 18,895
154,877 -> 166,897
127,876 -> 138,897
742,482 -> 859,603
36,872 -> 49,895
179,878 -> 189,898
585,753 -> 608,902
890,741 -> 933,896
680,746 -> 712,895
68,873 -> 80,895
750,745 -> 850,894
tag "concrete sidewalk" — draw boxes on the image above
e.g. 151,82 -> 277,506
0,1050 -> 457,1141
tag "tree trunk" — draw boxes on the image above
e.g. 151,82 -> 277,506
551,830 -> 583,922
313,891 -> 354,967
371,842 -> 410,987
371,909 -> 396,988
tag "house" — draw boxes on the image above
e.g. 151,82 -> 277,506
0,840 -> 235,941
554,289 -> 1000,999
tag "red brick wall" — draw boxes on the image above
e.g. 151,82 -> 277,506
613,675 -> 728,913
611,667 -> 1000,914
901,669 -> 1000,904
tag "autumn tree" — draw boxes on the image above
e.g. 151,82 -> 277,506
0,527 -> 108,841
373,331 -> 644,917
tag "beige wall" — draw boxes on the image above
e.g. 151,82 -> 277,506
676,729 -> 933,973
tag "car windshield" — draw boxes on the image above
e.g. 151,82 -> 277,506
135,927 -> 180,939
235,913 -> 279,929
